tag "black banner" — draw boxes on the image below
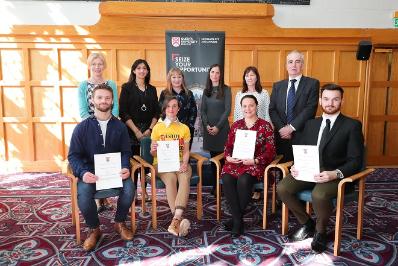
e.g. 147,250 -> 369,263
165,31 -> 225,153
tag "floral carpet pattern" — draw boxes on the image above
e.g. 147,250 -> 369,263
0,169 -> 397,265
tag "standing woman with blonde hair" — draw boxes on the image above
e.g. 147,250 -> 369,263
78,52 -> 119,119
159,68 -> 197,148
77,52 -> 119,211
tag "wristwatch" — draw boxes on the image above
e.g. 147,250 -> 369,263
335,169 -> 343,179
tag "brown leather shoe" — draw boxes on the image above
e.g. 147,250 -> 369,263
82,227 -> 101,251
114,222 -> 134,241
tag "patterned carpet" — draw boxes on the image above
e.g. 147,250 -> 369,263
0,169 -> 397,265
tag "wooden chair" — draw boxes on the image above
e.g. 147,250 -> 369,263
133,137 -> 206,229
276,160 -> 375,256
210,153 -> 283,229
63,158 -> 142,245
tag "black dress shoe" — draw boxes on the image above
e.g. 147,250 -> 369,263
230,225 -> 243,238
288,222 -> 315,242
311,232 -> 328,253
222,219 -> 233,231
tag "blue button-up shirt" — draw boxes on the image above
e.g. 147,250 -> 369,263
68,115 -> 131,179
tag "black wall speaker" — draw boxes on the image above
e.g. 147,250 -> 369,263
356,40 -> 372,60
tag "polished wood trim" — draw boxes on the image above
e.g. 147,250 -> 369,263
100,2 -> 274,18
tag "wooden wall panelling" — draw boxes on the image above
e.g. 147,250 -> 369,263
1,2 -> 398,170
385,50 -> 398,157
367,49 -> 398,165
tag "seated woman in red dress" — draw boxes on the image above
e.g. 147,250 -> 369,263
221,94 -> 276,238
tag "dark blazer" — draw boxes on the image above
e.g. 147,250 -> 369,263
269,76 -> 319,161
299,114 -> 364,177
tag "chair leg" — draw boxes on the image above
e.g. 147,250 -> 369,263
70,180 -> 76,225
357,179 -> 365,240
334,193 -> 345,256
75,199 -> 81,245
196,183 -> 203,220
306,202 -> 312,215
131,198 -> 136,232
151,171 -> 157,230
141,167 -> 146,214
271,181 -> 276,214
216,181 -> 221,221
281,203 -> 289,235
263,183 -> 268,229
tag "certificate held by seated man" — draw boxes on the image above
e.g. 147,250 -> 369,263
292,145 -> 320,182
94,152 -> 123,190
232,129 -> 257,159
157,140 -> 180,173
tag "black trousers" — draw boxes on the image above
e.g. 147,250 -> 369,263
222,173 -> 257,229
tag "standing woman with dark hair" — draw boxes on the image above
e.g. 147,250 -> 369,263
119,59 -> 160,198
159,68 -> 197,148
233,66 -> 271,124
201,64 -> 231,195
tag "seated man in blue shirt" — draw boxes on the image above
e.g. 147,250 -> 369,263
68,84 -> 135,251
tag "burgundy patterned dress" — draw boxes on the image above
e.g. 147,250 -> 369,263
221,118 -> 276,181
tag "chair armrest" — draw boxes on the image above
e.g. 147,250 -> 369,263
338,168 -> 375,185
209,152 -> 224,165
133,155 -> 155,171
63,161 -> 78,187
263,154 -> 283,177
276,161 -> 293,178
189,152 -> 207,165
130,158 -> 142,178
336,168 -> 375,205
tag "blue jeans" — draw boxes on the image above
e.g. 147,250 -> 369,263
77,178 -> 135,229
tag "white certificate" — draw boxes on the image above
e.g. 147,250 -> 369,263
292,145 -> 320,182
157,140 -> 180,173
94,152 -> 123,190
232,129 -> 257,160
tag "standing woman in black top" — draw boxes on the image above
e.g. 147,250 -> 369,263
159,67 -> 197,148
119,59 -> 160,196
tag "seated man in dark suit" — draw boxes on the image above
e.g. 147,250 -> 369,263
276,83 -> 364,253
68,84 -> 135,251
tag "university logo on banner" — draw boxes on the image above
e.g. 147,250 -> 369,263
171,37 -> 180,47
166,31 -> 225,154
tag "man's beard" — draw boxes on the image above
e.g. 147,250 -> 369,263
95,103 -> 112,113
322,105 -> 340,115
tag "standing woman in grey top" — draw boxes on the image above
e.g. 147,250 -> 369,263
201,64 -> 232,194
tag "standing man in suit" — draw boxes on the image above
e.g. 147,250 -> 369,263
276,83 -> 364,253
269,50 -> 319,162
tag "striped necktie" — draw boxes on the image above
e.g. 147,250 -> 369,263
286,79 -> 296,124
